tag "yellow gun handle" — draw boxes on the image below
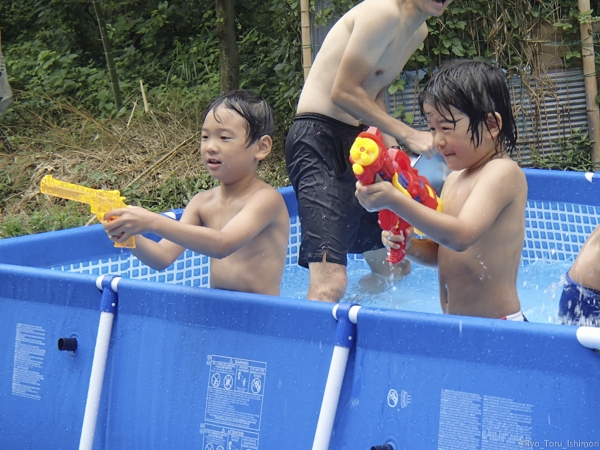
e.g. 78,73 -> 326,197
104,216 -> 136,249
115,236 -> 136,249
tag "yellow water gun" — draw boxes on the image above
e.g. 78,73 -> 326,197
40,175 -> 135,248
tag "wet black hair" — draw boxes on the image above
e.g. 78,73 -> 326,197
204,89 -> 274,146
418,59 -> 517,156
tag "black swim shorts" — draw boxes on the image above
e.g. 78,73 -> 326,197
285,113 -> 384,268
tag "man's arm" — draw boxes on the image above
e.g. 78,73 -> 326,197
330,14 -> 433,154
375,91 -> 401,149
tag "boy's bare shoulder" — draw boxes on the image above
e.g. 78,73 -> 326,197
488,157 -> 526,180
250,181 -> 288,207
189,185 -> 219,203
480,157 -> 527,195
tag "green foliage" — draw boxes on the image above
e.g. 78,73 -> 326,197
1,0 -> 304,143
136,173 -> 219,212
311,0 -> 356,26
1,0 -> 599,239
0,203 -> 90,239
530,130 -> 595,171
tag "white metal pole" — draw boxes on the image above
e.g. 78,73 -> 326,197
312,304 -> 361,450
79,275 -> 120,450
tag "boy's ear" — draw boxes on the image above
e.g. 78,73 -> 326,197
486,112 -> 502,139
254,135 -> 272,161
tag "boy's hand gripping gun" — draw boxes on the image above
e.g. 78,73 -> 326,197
40,175 -> 136,248
349,126 -> 441,263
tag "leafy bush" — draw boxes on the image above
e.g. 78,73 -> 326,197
530,130 -> 596,172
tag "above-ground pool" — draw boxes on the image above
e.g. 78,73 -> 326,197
0,168 -> 599,449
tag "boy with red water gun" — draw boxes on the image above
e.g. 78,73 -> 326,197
356,60 -> 528,321
349,126 -> 441,264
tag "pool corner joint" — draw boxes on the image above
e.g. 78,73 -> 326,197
584,171 -> 600,183
96,275 -> 121,314
576,326 -> 600,351
332,303 -> 361,348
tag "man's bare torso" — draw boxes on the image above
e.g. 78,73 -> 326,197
297,0 -> 428,125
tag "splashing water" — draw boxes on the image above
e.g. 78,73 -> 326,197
280,259 -> 573,324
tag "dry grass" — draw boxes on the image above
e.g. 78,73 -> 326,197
0,96 -> 289,229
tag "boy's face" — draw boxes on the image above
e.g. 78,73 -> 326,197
201,106 -> 259,183
424,103 -> 498,171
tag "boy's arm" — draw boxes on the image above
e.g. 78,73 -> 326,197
128,234 -> 185,270
357,160 -> 526,251
406,238 -> 439,267
105,188 -> 285,262
104,208 -> 188,270
330,14 -> 432,155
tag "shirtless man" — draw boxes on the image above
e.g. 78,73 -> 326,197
357,60 -> 528,320
285,0 -> 452,302
104,90 -> 290,296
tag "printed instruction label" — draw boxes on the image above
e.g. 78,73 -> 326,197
12,323 -> 46,400
202,355 -> 266,450
438,389 -> 533,450
200,423 -> 259,450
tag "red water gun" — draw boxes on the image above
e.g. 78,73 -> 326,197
349,126 -> 441,264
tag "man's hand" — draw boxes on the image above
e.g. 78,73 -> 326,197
404,128 -> 435,157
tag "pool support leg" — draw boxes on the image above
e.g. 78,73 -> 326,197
79,275 -> 120,450
312,303 -> 361,450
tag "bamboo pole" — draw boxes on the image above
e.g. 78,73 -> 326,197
578,0 -> 600,167
92,0 -> 123,110
300,0 -> 313,81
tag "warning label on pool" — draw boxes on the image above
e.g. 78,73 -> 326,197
202,355 -> 267,449
438,389 -> 533,448
12,323 -> 46,400
200,423 -> 259,450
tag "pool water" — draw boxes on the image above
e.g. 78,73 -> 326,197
281,259 -> 572,324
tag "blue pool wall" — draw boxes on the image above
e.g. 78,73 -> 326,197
1,168 -> 599,449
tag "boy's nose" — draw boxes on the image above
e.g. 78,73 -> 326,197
202,138 -> 218,152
